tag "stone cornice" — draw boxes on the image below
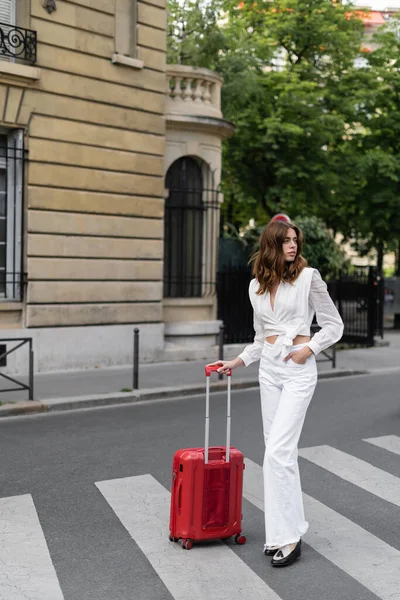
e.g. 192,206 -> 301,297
166,114 -> 235,139
0,62 -> 40,87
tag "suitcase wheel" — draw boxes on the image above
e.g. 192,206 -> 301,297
181,539 -> 193,550
235,534 -> 247,545
169,536 -> 178,542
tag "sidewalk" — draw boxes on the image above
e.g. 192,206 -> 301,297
0,331 -> 398,417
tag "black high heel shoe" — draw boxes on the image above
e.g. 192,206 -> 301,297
271,540 -> 301,567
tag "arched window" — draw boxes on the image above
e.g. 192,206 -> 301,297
164,157 -> 204,298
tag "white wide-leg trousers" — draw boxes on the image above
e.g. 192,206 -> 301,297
259,342 -> 318,549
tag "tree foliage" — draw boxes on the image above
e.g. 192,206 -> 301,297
342,19 -> 400,269
294,215 -> 349,279
167,0 -> 400,266
167,0 -> 226,67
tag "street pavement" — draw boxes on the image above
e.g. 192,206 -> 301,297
0,331 -> 399,415
1,368 -> 400,599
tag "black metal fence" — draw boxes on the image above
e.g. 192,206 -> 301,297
0,22 -> 37,63
330,267 -> 384,346
383,276 -> 400,328
217,238 -> 253,342
164,157 -> 219,298
217,267 -> 253,344
0,338 -> 34,400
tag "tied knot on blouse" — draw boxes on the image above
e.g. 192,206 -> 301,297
268,318 -> 308,358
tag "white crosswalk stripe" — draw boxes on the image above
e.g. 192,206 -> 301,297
96,473 -> 282,600
364,434 -> 400,456
299,444 -> 400,507
243,457 -> 400,600
0,494 -> 64,600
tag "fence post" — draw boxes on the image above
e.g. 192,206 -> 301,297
133,328 -> 139,390
218,323 -> 224,381
368,267 -> 377,346
29,339 -> 34,400
376,273 -> 384,339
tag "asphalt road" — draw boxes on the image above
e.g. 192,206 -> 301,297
1,371 -> 400,600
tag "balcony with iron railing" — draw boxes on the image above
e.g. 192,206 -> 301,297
0,22 -> 37,64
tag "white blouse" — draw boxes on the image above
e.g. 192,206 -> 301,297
238,267 -> 344,366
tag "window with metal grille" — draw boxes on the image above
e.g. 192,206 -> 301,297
0,130 -> 24,301
163,157 -> 219,298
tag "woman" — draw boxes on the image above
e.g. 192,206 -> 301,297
208,220 -> 343,567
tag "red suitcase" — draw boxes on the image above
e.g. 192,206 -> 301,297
169,365 -> 246,550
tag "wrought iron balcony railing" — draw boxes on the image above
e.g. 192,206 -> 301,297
0,23 -> 37,64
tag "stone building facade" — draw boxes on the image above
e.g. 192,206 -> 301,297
0,0 -> 232,373
164,65 -> 233,359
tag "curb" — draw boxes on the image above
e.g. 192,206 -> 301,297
0,401 -> 48,417
0,368 -> 369,418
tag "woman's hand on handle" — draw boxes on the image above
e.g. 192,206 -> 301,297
206,357 -> 244,375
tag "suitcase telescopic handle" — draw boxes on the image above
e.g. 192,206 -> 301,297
205,365 -> 232,377
204,366 -> 232,465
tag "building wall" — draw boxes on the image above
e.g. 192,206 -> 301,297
0,0 -> 167,369
23,0 -> 166,328
0,8 -> 235,371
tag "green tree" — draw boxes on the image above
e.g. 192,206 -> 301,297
167,0 -> 226,67
294,215 -> 348,280
167,0 -> 366,231
220,0 -> 367,228
168,0 -> 400,270
342,19 -> 400,271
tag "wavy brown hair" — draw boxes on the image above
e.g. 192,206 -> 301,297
251,221 -> 307,294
